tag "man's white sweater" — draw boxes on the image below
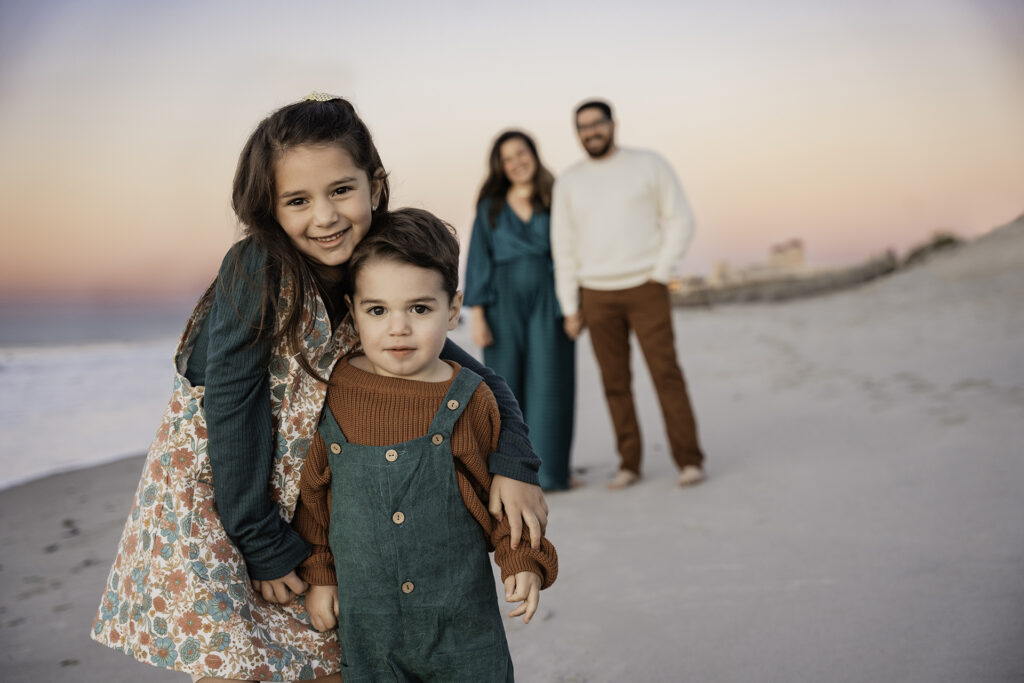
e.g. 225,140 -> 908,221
550,147 -> 695,316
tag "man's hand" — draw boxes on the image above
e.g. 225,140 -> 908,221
563,312 -> 584,340
489,475 -> 548,550
305,584 -> 339,632
470,307 -> 494,348
251,571 -> 308,604
504,571 -> 542,624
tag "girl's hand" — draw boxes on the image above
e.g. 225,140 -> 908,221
504,571 -> 542,624
489,475 -> 548,550
306,584 -> 340,632
470,307 -> 494,348
252,571 -> 308,604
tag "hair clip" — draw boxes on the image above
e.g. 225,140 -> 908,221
303,92 -> 341,102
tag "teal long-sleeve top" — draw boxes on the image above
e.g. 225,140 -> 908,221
464,200 -> 554,308
185,239 -> 540,580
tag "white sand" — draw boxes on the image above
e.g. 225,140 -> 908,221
2,217 -> 1022,682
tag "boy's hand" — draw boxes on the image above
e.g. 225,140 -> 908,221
490,476 -> 548,551
503,571 -> 542,624
306,584 -> 339,632
251,571 -> 308,604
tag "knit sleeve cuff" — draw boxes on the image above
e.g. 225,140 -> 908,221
488,450 -> 540,486
650,265 -> 673,284
493,535 -> 558,589
297,544 -> 337,586
244,527 -> 311,581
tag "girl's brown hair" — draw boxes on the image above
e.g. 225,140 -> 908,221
225,96 -> 390,378
475,130 -> 554,227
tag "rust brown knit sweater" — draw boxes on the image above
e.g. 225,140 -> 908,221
292,355 -> 558,589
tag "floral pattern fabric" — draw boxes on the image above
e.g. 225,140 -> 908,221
91,275 -> 358,681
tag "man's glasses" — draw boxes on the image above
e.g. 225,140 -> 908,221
577,118 -> 611,133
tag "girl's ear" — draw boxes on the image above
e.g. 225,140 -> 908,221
447,291 -> 463,331
370,170 -> 385,210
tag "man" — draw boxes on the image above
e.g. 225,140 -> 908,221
551,99 -> 706,490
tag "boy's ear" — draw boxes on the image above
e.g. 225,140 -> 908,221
345,294 -> 358,331
447,291 -> 463,331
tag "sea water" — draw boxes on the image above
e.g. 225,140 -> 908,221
0,297 -> 475,490
0,298 -> 196,489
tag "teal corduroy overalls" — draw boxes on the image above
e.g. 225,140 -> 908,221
322,367 -> 514,682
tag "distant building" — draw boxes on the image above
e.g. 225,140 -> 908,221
707,238 -> 806,287
769,239 -> 804,270
668,274 -> 706,294
708,261 -> 732,287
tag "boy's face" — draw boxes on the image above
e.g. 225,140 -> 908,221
348,258 -> 462,381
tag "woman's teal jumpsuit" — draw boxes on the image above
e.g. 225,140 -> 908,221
464,201 -> 576,490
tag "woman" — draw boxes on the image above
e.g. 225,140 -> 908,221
465,130 -> 576,491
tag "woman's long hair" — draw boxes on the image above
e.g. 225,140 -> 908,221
475,130 -> 554,227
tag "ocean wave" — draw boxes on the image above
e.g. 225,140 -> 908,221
0,339 -> 179,490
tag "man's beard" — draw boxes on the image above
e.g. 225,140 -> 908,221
584,135 -> 613,158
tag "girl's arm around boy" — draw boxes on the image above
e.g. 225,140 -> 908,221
452,381 -> 558,624
440,338 -> 549,551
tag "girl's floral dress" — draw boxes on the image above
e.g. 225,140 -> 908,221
91,274 -> 358,681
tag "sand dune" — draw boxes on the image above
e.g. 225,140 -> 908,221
2,216 -> 1022,682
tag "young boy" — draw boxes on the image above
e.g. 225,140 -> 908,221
291,208 -> 558,680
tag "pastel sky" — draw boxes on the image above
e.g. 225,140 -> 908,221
1,0 -> 1022,299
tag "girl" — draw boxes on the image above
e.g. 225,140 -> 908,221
464,130 -> 576,491
91,95 -> 549,682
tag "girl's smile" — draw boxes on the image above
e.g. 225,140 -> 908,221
273,144 -> 381,267
312,229 -> 348,245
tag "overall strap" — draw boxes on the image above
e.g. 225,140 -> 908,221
317,405 -> 349,448
428,368 -> 484,436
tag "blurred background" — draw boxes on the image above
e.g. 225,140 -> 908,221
1,0 -> 1022,483
3,4 -> 1024,681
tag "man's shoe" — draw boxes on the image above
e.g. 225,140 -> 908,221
677,466 -> 705,487
606,469 -> 639,490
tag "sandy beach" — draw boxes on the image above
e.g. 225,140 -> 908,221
2,216 -> 1022,682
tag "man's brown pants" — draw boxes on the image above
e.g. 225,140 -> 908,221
580,281 -> 704,475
